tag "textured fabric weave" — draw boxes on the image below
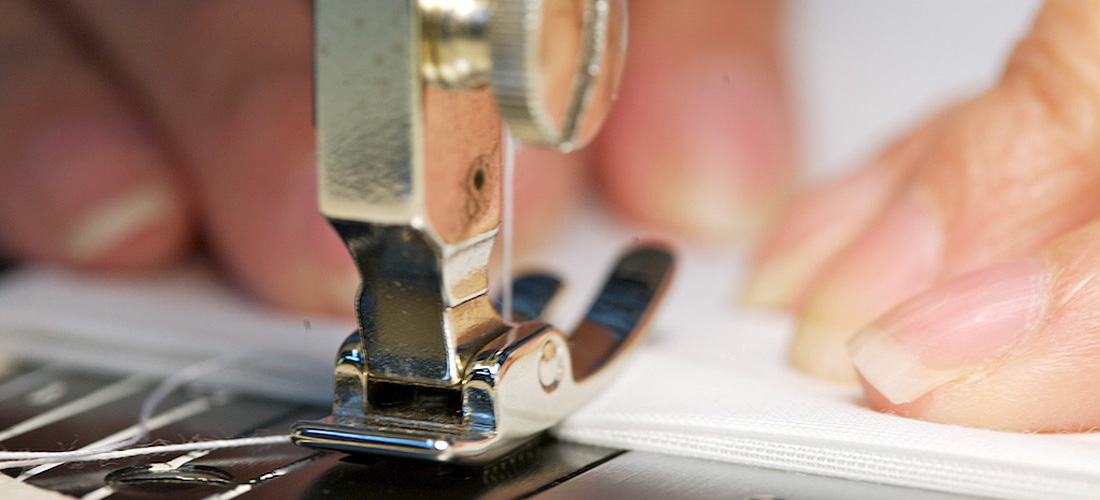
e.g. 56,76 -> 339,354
1,251 -> 1098,499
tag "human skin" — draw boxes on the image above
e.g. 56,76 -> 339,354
746,0 -> 1100,432
0,0 -> 792,311
5,0 -> 1100,433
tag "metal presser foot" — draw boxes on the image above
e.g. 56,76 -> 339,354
292,0 -> 674,464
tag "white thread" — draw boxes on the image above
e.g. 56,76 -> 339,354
0,353 -> 307,470
501,127 -> 517,322
0,435 -> 292,470
0,133 -> 520,472
0,375 -> 149,443
17,397 -> 214,480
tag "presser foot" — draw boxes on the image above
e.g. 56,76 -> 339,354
292,244 -> 674,464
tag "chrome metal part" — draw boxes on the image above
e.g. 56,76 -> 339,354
420,0 -> 493,88
416,0 -> 628,149
292,248 -> 674,463
297,0 -> 668,464
491,0 -> 628,149
0,363 -> 983,499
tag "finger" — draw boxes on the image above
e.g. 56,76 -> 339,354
70,1 -> 357,314
594,0 -> 795,240
741,122 -> 933,310
189,76 -> 359,315
850,219 -> 1100,432
791,0 -> 1100,381
0,1 -> 192,270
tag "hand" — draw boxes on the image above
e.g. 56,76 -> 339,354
746,0 -> 1100,432
0,0 -> 793,315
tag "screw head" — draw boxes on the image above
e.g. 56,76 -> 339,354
538,339 -> 563,392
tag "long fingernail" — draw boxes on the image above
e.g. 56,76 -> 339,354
790,191 -> 942,381
849,259 -> 1044,404
743,166 -> 891,310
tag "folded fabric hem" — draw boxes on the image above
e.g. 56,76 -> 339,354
554,426 -> 1099,500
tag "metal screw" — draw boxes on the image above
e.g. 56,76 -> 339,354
538,340 -> 562,392
419,0 -> 492,88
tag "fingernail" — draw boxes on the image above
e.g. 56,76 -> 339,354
743,166 -> 891,309
790,191 -> 942,381
849,259 -> 1044,404
64,182 -> 175,263
20,117 -> 178,264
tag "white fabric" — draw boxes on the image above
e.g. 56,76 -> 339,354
0,3 -> 1067,497
1,210 -> 1099,499
0,474 -> 72,500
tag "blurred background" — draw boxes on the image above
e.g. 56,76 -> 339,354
789,0 -> 1039,179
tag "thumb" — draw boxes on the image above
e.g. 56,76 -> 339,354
850,218 -> 1100,432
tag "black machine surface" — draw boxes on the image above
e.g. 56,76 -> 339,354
0,361 -> 981,500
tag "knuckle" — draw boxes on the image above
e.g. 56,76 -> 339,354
1003,0 -> 1100,144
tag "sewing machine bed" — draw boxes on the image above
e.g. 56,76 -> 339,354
0,361 -> 977,500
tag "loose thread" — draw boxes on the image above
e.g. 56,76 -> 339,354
0,131 -> 522,472
0,352 -> 311,470
0,435 -> 292,469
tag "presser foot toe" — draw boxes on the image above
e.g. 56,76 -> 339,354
292,244 -> 674,464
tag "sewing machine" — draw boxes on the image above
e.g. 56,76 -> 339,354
289,0 -> 673,464
0,1 -> 988,498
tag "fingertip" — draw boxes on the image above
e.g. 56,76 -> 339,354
788,318 -> 860,383
513,147 -> 586,253
594,0 -> 795,241
744,116 -> 935,311
65,181 -> 194,271
187,74 -> 357,318
216,193 -> 359,318
246,230 -> 359,318
742,166 -> 893,310
849,255 -> 1100,432
858,374 -> 927,418
789,191 -> 942,380
0,1 -> 197,272
596,58 -> 793,241
0,115 -> 194,272
209,156 -> 359,318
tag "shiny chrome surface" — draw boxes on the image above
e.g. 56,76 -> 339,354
353,0 -> 628,152
293,246 -> 673,463
420,0 -> 493,88
0,363 -> 981,499
314,0 -> 421,226
0,363 -> 623,499
491,0 -> 627,149
301,0 -> 665,463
